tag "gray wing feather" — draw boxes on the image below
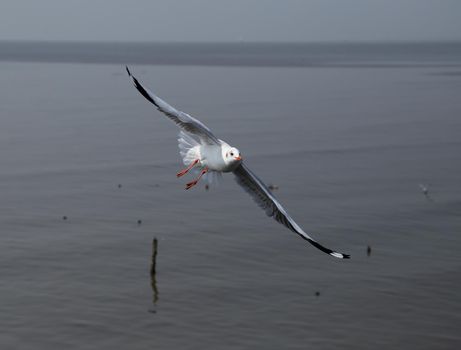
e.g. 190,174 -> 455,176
126,67 -> 220,145
233,163 -> 350,259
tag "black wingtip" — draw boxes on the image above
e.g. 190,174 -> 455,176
330,252 -> 350,259
125,66 -> 157,106
305,237 -> 350,259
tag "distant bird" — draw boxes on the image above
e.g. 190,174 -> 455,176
126,67 -> 349,259
419,183 -> 429,196
419,183 -> 434,201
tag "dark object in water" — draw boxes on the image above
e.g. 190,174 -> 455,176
268,184 -> 279,191
137,219 -> 142,225
367,245 -> 372,257
118,184 -> 122,188
62,216 -> 68,221
150,238 -> 159,306
315,291 -> 320,297
151,238 -> 158,276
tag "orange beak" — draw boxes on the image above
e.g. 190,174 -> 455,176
235,156 -> 242,161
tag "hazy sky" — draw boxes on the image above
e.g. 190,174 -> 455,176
1,0 -> 460,42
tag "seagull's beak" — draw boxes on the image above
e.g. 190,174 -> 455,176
235,156 -> 242,161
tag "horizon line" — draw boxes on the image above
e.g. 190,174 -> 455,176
1,39 -> 461,45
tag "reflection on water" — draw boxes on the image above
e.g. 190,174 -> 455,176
149,238 -> 159,313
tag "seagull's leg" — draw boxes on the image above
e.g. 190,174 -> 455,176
185,167 -> 208,190
177,159 -> 199,178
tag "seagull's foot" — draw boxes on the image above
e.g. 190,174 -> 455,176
177,169 -> 189,178
176,159 -> 199,178
184,167 -> 208,190
185,180 -> 198,190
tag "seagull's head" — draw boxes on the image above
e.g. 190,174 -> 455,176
223,146 -> 242,166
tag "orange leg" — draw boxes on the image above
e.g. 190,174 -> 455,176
185,167 -> 208,190
176,159 -> 199,178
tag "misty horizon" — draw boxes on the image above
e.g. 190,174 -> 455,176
1,1 -> 460,43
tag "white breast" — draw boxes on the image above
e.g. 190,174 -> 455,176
200,144 -> 228,172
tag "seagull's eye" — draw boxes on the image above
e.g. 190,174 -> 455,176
230,152 -> 234,156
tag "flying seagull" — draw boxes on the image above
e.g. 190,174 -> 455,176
126,67 -> 350,259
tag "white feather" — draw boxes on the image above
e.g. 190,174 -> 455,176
178,131 -> 201,166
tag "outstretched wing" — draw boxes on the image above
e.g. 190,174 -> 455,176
126,66 -> 220,145
233,163 -> 350,259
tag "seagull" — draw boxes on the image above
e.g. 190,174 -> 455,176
419,183 -> 434,202
126,67 -> 350,259
419,183 -> 429,196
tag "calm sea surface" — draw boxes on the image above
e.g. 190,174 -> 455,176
0,42 -> 460,349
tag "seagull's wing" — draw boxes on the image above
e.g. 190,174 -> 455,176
126,66 -> 220,145
233,163 -> 350,259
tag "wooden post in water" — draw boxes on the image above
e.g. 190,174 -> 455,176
150,238 -> 159,306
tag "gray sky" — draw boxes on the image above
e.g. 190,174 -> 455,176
1,0 -> 460,42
